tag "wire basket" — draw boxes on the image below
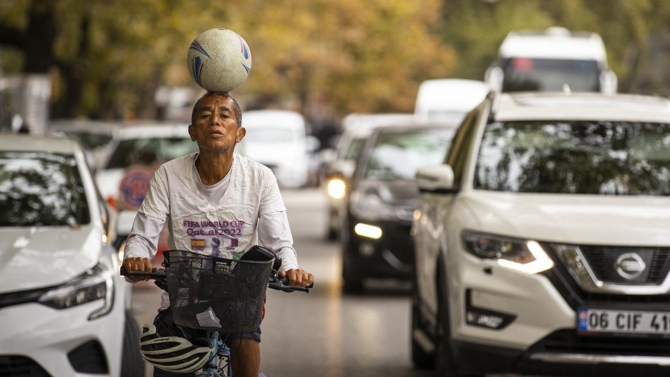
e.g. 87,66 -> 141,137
163,250 -> 272,333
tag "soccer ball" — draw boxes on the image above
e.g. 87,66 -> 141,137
187,28 -> 252,92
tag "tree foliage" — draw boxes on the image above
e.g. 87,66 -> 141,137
1,0 -> 670,120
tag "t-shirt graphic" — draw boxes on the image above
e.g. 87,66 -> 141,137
211,237 -> 221,257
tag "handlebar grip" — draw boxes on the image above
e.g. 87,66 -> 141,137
280,276 -> 314,289
120,266 -> 164,279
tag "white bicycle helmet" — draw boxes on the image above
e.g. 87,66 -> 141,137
140,323 -> 214,373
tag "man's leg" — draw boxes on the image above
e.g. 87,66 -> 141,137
230,337 -> 261,377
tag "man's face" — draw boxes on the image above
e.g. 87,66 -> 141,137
188,94 -> 245,153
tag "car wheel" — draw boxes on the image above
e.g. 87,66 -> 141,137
326,226 -> 338,241
435,268 -> 483,377
411,269 -> 434,369
342,253 -> 364,294
121,310 -> 145,377
341,235 -> 364,294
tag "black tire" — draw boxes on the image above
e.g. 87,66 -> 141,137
342,255 -> 364,294
434,266 -> 483,377
326,226 -> 338,241
411,269 -> 434,369
121,310 -> 145,377
341,235 -> 364,294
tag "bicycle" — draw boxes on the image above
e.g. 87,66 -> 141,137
120,246 -> 312,377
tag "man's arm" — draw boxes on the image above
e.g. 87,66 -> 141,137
257,169 -> 313,287
122,213 -> 164,281
122,166 -> 170,279
257,210 -> 313,287
257,210 -> 298,271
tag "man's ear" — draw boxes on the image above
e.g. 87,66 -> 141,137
235,127 -> 246,143
188,124 -> 195,141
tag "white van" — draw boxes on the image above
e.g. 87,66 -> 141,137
485,27 -> 617,94
414,79 -> 489,125
241,110 -> 318,188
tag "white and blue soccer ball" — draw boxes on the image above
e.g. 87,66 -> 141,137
187,28 -> 252,92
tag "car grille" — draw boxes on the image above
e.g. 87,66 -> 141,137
68,340 -> 108,374
579,246 -> 670,284
529,329 -> 670,357
542,244 -> 670,309
0,355 -> 51,377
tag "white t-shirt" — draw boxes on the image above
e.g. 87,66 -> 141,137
124,152 -> 298,269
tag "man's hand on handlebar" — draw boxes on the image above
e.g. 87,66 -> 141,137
278,269 -> 314,288
122,257 -> 153,282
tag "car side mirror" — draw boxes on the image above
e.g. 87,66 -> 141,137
600,70 -> 618,95
485,66 -> 503,93
415,164 -> 455,194
115,210 -> 138,249
306,135 -> 321,153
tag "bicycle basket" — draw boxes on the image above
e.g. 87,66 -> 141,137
163,250 -> 272,333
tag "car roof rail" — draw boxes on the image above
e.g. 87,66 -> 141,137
487,90 -> 501,123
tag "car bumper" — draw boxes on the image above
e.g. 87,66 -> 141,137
447,241 -> 670,374
452,339 -> 670,377
0,288 -> 127,376
345,218 -> 414,279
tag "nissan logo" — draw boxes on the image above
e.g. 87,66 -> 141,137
615,253 -> 646,280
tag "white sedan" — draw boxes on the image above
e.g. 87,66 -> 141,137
0,135 -> 143,376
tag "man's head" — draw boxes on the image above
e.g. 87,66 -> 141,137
191,91 -> 242,127
188,92 -> 245,155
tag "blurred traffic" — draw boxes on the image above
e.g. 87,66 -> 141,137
2,1 -> 670,376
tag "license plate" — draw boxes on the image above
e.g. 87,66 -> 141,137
578,308 -> 670,335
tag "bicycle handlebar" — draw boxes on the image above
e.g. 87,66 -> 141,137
119,265 -> 313,293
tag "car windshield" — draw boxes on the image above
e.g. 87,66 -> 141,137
243,127 -> 296,143
64,131 -> 114,150
364,128 -> 454,180
425,110 -> 467,124
475,121 -> 670,195
501,58 -> 601,92
342,137 -> 366,161
106,137 -> 198,169
0,152 -> 90,226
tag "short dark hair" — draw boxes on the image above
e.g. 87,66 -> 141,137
191,91 -> 242,127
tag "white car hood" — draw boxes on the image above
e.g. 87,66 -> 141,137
96,168 -> 125,200
462,191 -> 670,246
0,226 -> 101,293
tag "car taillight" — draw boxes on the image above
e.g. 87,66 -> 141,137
106,195 -> 117,210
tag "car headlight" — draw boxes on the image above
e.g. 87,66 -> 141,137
38,257 -> 115,320
461,231 -> 554,274
349,191 -> 399,221
327,178 -> 346,199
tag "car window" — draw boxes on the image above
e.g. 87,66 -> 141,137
502,58 -> 601,92
342,137 -> 366,161
0,151 -> 91,226
444,108 -> 481,189
243,127 -> 297,143
474,121 -> 670,195
64,131 -> 114,150
363,128 -> 454,181
106,137 -> 198,169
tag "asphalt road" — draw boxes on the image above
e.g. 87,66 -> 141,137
131,188 -> 429,377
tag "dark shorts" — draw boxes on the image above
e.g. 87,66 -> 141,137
151,307 -> 262,377
154,306 -> 262,341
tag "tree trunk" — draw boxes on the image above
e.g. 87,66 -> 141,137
23,0 -> 57,74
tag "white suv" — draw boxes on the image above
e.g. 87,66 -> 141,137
411,92 -> 670,376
